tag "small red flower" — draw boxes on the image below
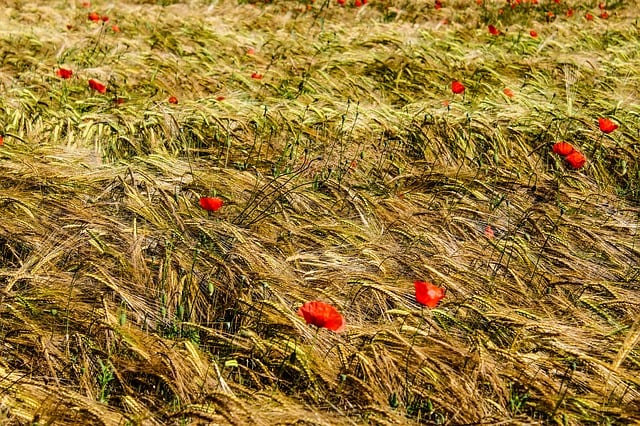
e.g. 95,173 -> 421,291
414,281 -> 445,308
56,68 -> 73,79
585,12 -> 594,20
216,96 -> 226,101
503,88 -> 514,98
101,15 -> 109,22
298,301 -> 345,332
0,136 -> 3,146
598,117 -> 618,134
88,78 -> 107,94
565,151 -> 586,169
115,98 -> 125,105
484,225 -> 495,239
199,196 -> 224,212
599,11 -> 609,19
552,142 -> 575,156
251,72 -> 263,80
355,0 -> 363,6
82,1 -> 90,7
488,24 -> 500,36
434,0 -> 442,9
88,12 -> 100,22
451,80 -> 465,94
111,25 -> 120,32
529,30 -> 538,38
337,0 -> 345,4
168,96 -> 178,104
566,8 -> 574,17
599,2 -> 606,9
246,47 -> 255,55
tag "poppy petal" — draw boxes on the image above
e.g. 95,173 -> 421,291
565,151 -> 586,169
298,301 -> 345,332
56,68 -> 73,79
552,142 -> 575,156
414,281 -> 445,308
88,79 -> 107,94
199,196 -> 224,212
451,80 -> 465,94
598,117 -> 618,134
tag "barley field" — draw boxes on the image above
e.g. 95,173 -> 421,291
0,0 -> 639,424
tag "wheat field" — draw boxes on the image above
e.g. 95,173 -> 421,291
0,0 -> 639,424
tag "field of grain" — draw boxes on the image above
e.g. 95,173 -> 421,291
0,0 -> 639,424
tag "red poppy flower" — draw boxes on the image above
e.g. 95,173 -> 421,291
88,78 -> 107,94
298,301 -> 345,332
101,15 -> 109,22
0,136 -> 3,146
216,96 -> 226,101
115,98 -> 125,105
565,151 -> 586,169
88,12 -> 100,22
199,196 -> 224,212
599,2 -> 605,9
484,225 -> 495,239
337,0 -> 345,4
434,0 -> 442,9
503,88 -> 514,98
598,117 -> 618,134
488,25 -> 500,36
414,280 -> 445,308
251,72 -> 263,80
529,30 -> 538,38
451,80 -> 465,94
599,11 -> 609,19
111,25 -> 120,32
585,12 -> 594,20
246,48 -> 255,55
56,68 -> 73,79
566,9 -> 574,17
355,0 -> 363,6
168,96 -> 178,104
552,142 -> 575,156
